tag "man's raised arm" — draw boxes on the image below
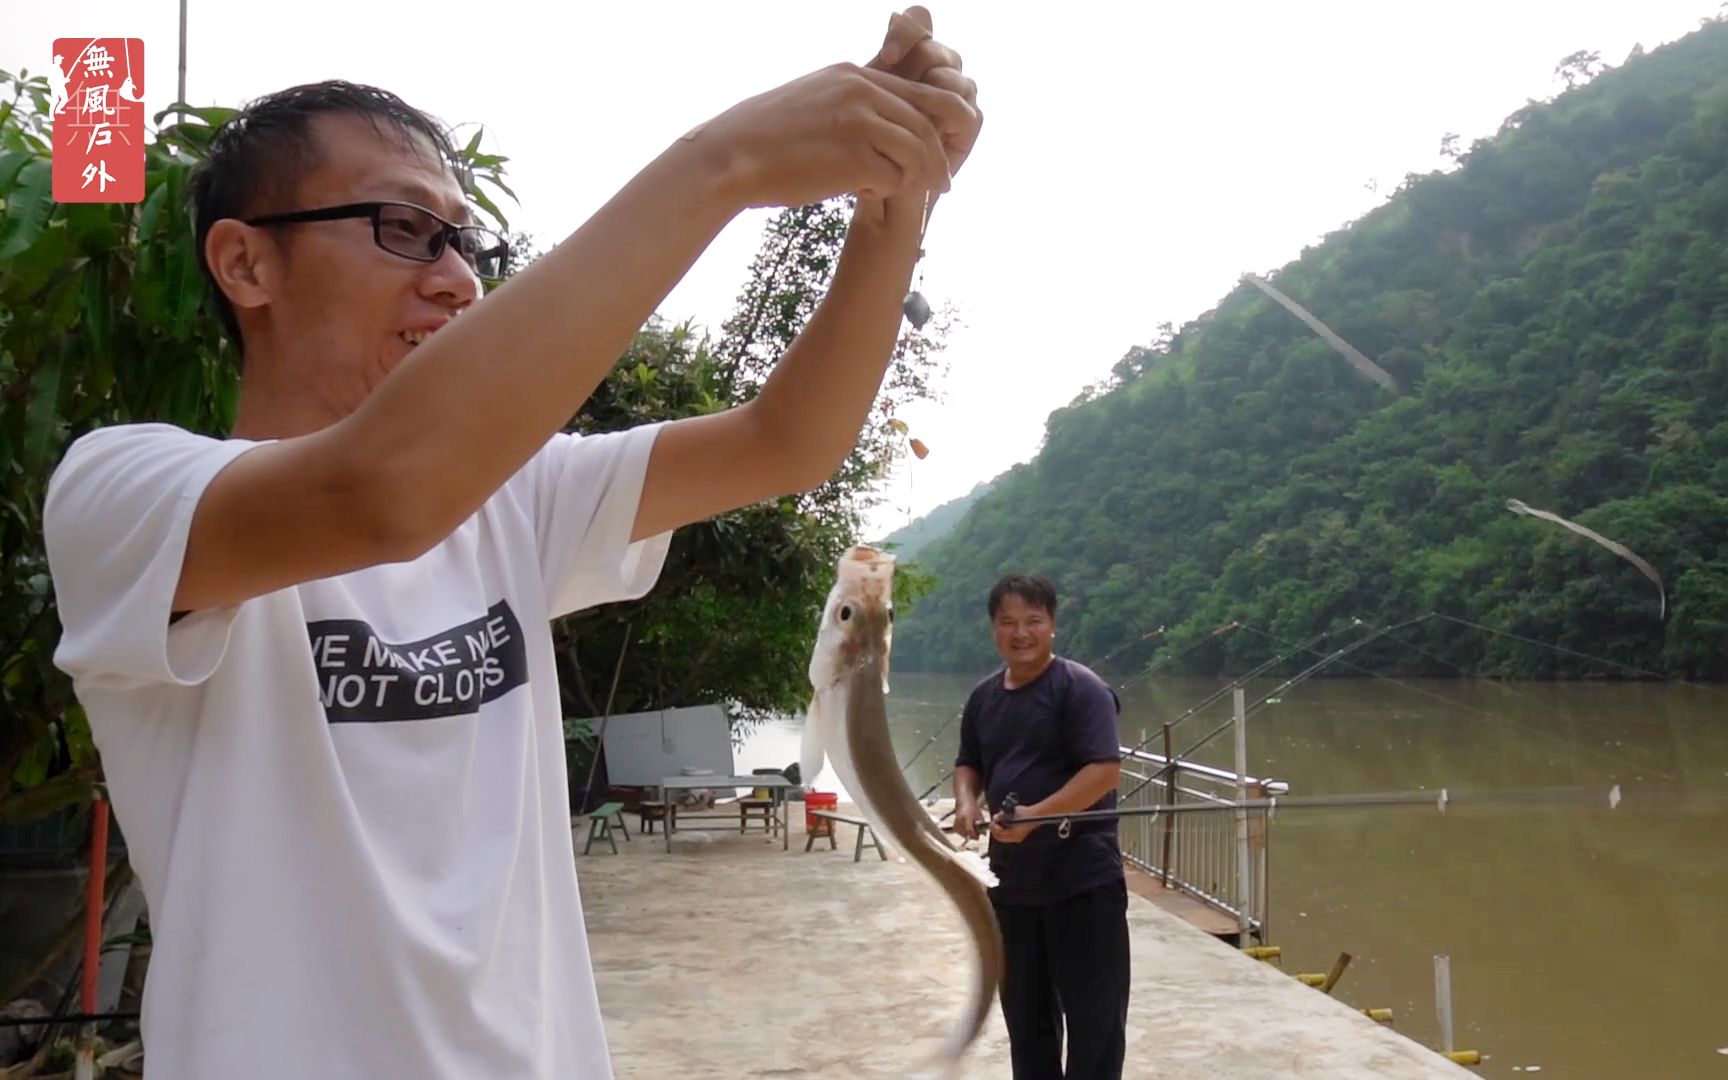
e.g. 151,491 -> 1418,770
173,58 -> 963,614
630,9 -> 982,541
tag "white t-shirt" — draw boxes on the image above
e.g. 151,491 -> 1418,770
44,420 -> 672,1080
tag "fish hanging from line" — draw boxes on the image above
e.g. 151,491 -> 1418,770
1243,273 -> 1402,394
800,545 -> 1004,1074
1505,498 -> 1666,618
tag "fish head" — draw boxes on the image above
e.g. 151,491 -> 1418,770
809,545 -> 896,692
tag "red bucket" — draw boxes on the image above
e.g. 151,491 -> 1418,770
804,791 -> 838,833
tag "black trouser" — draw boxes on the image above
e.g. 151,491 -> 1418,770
991,876 -> 1130,1080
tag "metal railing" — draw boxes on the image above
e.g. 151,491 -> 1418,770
1115,737 -> 1289,944
912,692 -> 1289,944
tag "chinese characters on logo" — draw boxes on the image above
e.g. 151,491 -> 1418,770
49,38 -> 146,204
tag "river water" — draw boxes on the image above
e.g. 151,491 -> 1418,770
735,671 -> 1728,1079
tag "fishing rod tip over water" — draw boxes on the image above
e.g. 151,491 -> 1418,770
975,782 -> 1631,834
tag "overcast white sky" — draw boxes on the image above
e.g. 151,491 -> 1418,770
11,2 -> 1720,537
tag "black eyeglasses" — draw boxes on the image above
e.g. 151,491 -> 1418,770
245,200 -> 510,280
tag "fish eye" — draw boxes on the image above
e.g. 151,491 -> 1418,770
839,604 -> 853,621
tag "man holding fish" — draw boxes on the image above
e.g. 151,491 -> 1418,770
41,9 -> 978,1080
956,574 -> 1132,1079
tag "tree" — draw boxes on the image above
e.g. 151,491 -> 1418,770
1109,322 -> 1177,385
2,77 -> 249,825
1555,49 -> 1607,91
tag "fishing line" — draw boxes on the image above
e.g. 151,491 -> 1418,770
1109,626 -> 1347,803
901,191 -> 937,329
1378,622 -> 1683,776
1117,626 -> 1339,758
1122,614 -> 1436,802
1113,625 -> 1349,801
1235,619 -> 1488,716
1113,621 -> 1241,695
1231,614 -> 1437,723
1377,624 -> 1491,679
1430,612 -> 1728,694
1236,621 -> 1676,779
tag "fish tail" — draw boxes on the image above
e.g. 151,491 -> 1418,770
927,865 -> 1004,1071
840,649 -> 1002,1072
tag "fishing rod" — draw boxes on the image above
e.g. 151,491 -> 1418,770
903,622 -> 1237,798
1113,620 -> 1240,695
1120,614 -> 1435,803
1112,624 -> 1343,798
899,709 -> 961,773
1087,625 -> 1167,676
916,768 -> 955,805
976,782 -> 1629,836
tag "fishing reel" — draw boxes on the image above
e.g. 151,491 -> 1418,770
972,793 -> 1019,840
994,794 -> 1074,840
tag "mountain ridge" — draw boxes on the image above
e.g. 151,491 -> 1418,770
893,19 -> 1728,680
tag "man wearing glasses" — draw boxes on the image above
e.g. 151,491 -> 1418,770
41,9 -> 979,1080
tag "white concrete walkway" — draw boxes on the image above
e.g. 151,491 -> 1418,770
576,803 -> 1475,1079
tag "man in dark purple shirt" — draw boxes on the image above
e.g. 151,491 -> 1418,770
955,574 -> 1129,1080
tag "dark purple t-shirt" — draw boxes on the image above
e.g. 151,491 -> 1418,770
956,656 -> 1123,906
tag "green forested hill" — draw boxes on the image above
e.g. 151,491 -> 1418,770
896,22 -> 1728,679
876,479 -> 996,560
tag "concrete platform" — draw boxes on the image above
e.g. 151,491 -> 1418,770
576,802 -> 1474,1079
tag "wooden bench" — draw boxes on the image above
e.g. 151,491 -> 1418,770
805,809 -> 885,863
581,801 -> 631,855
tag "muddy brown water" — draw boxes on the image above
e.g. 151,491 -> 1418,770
737,671 -> 1728,1079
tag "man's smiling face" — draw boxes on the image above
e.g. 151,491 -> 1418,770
992,592 -> 1054,670
237,111 -> 483,416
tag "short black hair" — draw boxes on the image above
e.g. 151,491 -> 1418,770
188,80 -> 463,347
987,574 -> 1058,620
